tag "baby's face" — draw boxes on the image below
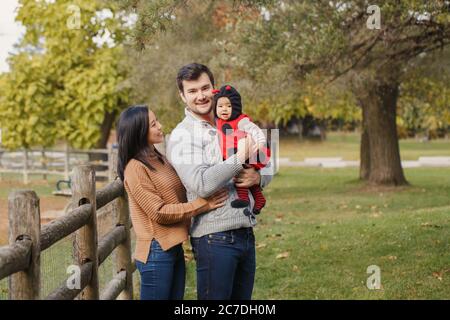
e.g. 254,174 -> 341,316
216,97 -> 232,120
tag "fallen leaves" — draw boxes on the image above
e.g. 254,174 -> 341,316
380,255 -> 397,261
387,255 -> 397,261
184,253 -> 194,263
371,212 -> 383,218
421,222 -> 443,229
432,272 -> 443,281
256,243 -> 267,249
432,269 -> 450,281
276,252 -> 290,259
266,233 -> 283,239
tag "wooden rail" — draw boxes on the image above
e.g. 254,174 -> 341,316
0,149 -> 135,300
0,145 -> 114,184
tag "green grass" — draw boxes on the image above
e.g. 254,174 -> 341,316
0,173 -> 61,198
2,167 -> 450,299
281,132 -> 450,161
183,167 -> 450,299
2,151 -> 450,299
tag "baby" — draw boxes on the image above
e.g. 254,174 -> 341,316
212,85 -> 270,215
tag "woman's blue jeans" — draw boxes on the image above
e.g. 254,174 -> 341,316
135,239 -> 186,300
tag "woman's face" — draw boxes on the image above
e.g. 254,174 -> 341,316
147,110 -> 164,144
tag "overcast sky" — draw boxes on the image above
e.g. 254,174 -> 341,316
0,0 -> 24,73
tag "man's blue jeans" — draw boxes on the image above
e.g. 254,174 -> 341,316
190,227 -> 256,300
135,239 -> 185,300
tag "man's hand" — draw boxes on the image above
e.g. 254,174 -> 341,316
233,165 -> 261,188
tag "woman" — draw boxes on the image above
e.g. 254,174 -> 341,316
117,105 -> 228,300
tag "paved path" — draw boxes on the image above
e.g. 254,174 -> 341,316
279,157 -> 450,168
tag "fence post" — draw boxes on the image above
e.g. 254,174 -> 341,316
72,165 -> 99,299
0,148 -> 3,182
23,149 -> 29,185
41,148 -> 47,181
110,148 -> 133,299
8,190 -> 41,299
64,143 -> 70,181
115,194 -> 133,299
108,145 -> 114,181
268,129 -> 279,175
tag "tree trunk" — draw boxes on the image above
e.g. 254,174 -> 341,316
89,110 -> 118,182
97,110 -> 118,150
89,110 -> 118,162
359,105 -> 370,180
357,80 -> 408,185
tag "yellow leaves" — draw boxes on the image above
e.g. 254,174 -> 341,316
380,255 -> 397,262
276,252 -> 290,259
256,243 -> 267,249
371,212 -> 382,218
387,255 -> 397,261
420,222 -> 443,229
303,96 -> 311,107
28,115 -> 39,127
432,269 -> 450,281
432,272 -> 443,281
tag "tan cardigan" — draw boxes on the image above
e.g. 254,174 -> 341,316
124,157 -> 208,263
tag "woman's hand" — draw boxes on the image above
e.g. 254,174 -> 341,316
204,188 -> 229,211
236,134 -> 258,163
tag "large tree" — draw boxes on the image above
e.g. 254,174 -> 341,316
0,0 -> 131,150
229,0 -> 449,185
120,0 -> 361,132
120,0 -> 450,186
398,48 -> 450,138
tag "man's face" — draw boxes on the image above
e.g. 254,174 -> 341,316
179,72 -> 214,116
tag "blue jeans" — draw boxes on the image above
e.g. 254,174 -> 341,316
135,240 -> 185,300
190,227 -> 256,300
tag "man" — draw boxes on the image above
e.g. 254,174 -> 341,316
166,63 -> 273,300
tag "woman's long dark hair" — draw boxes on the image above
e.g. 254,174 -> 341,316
117,105 -> 165,181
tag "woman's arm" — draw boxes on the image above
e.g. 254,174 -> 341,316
125,161 -> 209,225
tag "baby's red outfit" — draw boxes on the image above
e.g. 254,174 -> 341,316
214,85 -> 270,215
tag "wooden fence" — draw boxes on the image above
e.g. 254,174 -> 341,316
0,145 -> 115,184
0,150 -> 136,300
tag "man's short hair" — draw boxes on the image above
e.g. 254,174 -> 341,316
176,63 -> 215,93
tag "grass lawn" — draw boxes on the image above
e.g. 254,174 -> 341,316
1,142 -> 450,299
183,167 -> 450,299
280,132 -> 450,161
1,167 -> 450,299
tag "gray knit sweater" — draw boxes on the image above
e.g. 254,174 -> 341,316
166,108 -> 273,238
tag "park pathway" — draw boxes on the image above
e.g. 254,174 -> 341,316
279,156 -> 450,168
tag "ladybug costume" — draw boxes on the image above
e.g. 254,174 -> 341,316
213,85 -> 270,215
